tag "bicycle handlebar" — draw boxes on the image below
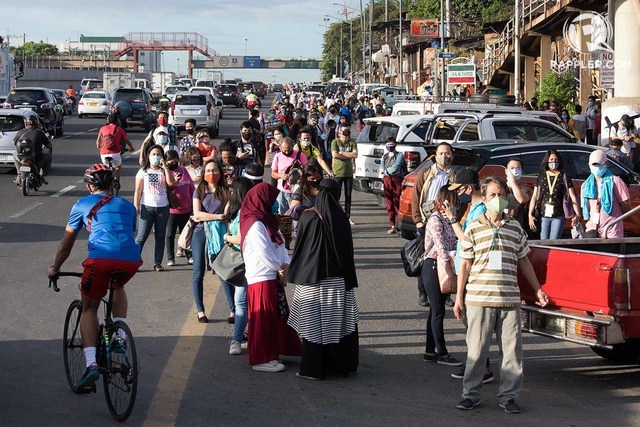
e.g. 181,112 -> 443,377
49,272 -> 83,293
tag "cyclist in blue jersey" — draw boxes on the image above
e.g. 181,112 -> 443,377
47,164 -> 142,389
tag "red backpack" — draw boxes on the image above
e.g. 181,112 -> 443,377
99,126 -> 120,152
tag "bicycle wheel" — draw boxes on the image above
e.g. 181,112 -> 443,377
103,321 -> 138,421
63,300 -> 85,393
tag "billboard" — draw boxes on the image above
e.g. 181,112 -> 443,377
213,56 -> 243,68
447,64 -> 476,85
411,19 -> 439,38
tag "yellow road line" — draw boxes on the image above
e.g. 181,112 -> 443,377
144,274 -> 220,426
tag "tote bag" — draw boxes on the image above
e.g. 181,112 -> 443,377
178,219 -> 195,250
437,252 -> 457,294
212,244 -> 245,286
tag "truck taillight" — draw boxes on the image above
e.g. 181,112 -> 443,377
613,268 -> 630,310
404,151 -> 421,171
170,101 -> 175,116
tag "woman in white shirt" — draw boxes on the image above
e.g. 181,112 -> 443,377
134,144 -> 175,271
239,182 -> 301,372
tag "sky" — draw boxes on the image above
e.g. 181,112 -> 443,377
3,0 -> 363,83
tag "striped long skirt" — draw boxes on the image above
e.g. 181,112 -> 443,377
288,277 -> 359,379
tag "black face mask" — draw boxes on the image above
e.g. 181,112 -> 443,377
283,151 -> 293,157
458,193 -> 471,204
186,128 -> 195,135
330,109 -> 336,114
342,130 -> 351,137
241,131 -> 251,139
167,162 -> 179,172
308,179 -> 320,188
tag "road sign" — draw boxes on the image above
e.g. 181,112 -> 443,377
212,56 -> 242,68
447,63 -> 476,85
438,52 -> 456,59
596,51 -> 615,89
243,56 -> 261,68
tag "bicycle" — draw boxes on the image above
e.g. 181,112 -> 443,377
50,271 -> 138,422
103,156 -> 121,195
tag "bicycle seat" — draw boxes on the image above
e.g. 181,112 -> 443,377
109,270 -> 126,281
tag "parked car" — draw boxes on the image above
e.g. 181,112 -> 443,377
379,86 -> 408,107
78,91 -> 112,118
2,87 -> 64,136
111,88 -> 154,131
0,109 -> 50,172
169,92 -> 220,137
163,85 -> 190,101
396,141 -> 640,239
51,89 -> 73,115
216,84 -> 243,107
251,81 -> 267,99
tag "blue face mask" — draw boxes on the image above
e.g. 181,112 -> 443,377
509,168 -> 522,180
386,145 -> 395,152
590,164 -> 607,177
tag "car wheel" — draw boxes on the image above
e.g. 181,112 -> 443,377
78,113 -> 84,118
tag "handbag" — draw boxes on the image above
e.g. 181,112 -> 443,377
437,253 -> 457,294
212,244 -> 246,286
400,234 -> 435,277
166,185 -> 180,209
178,218 -> 195,250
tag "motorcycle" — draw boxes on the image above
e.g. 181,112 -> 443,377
14,151 -> 48,196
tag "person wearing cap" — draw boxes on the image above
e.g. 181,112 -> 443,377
139,126 -> 175,166
140,111 -> 177,156
447,169 -> 494,384
13,115 -> 53,181
612,114 -> 639,163
580,150 -> 630,238
195,128 -> 217,163
293,126 -> 333,177
605,139 -> 634,170
381,137 -> 407,234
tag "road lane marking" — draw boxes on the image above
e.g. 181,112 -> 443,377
50,185 -> 76,198
9,202 -> 44,218
88,127 -> 98,132
144,275 -> 219,425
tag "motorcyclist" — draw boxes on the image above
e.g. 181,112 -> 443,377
246,90 -> 260,110
66,85 -> 77,108
13,115 -> 52,184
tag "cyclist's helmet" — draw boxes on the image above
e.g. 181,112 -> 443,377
84,163 -> 115,188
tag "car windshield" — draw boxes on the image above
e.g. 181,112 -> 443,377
218,85 -> 236,91
0,116 -> 25,132
86,81 -> 103,90
356,123 -> 399,143
83,92 -> 107,99
238,83 -> 253,91
115,90 -> 145,103
166,86 -> 187,94
7,90 -> 47,104
175,94 -> 207,105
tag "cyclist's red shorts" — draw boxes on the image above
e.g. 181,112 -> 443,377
80,258 -> 143,300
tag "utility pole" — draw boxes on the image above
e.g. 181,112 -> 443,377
360,0 -> 366,82
514,0 -> 521,103
385,0 -> 389,85
368,0 -> 374,82
440,0 -> 446,97
340,25 -> 343,77
399,0 -> 403,90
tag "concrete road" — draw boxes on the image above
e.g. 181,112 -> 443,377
1,97 -> 639,426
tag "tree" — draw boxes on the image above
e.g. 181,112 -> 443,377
408,0 -> 513,24
535,71 -> 577,111
10,41 -> 58,57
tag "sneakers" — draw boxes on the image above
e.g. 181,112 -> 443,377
75,363 -> 99,389
296,372 -> 320,381
418,294 -> 429,307
167,260 -> 175,267
153,264 -> 164,272
349,219 -> 356,226
423,352 -> 437,362
387,226 -> 397,234
252,360 -> 285,372
456,398 -> 480,410
176,248 -> 186,257
500,399 -> 521,414
240,341 -> 248,350
229,340 -> 242,355
451,367 -> 494,384
437,354 -> 464,367
187,257 -> 194,265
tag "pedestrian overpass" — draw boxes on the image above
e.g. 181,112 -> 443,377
112,32 -> 320,77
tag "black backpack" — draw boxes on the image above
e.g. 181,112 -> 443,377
16,137 -> 35,158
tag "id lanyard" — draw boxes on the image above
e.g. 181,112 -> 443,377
484,213 -> 504,270
545,172 -> 559,204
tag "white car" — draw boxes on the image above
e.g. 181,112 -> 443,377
78,91 -> 111,118
0,109 -> 50,171
169,92 -> 220,137
189,87 -> 225,119
164,85 -> 190,101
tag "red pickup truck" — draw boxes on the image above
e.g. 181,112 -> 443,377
519,212 -> 640,362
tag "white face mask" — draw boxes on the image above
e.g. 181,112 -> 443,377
157,135 -> 169,145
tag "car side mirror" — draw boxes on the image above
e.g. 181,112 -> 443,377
216,101 -> 223,107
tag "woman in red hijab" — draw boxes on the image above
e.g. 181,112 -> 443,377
240,182 -> 301,372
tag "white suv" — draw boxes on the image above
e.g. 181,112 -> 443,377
169,93 -> 220,137
189,87 -> 224,119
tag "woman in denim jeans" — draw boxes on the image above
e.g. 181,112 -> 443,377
134,144 -> 175,271
191,159 -> 229,323
528,150 -> 581,240
222,177 -> 253,354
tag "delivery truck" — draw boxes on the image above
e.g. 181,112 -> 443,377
103,72 -> 135,95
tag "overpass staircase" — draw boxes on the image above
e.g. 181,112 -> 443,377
483,0 -> 608,89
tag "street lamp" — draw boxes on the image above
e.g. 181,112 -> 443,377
244,38 -> 248,56
334,3 -> 358,82
325,14 -> 344,77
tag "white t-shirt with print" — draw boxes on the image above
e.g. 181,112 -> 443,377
136,168 -> 169,207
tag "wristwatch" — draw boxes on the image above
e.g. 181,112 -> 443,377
448,217 -> 459,224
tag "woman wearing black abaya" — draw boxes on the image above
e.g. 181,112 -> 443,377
287,179 -> 359,380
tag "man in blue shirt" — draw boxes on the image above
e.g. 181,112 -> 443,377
47,164 -> 142,390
